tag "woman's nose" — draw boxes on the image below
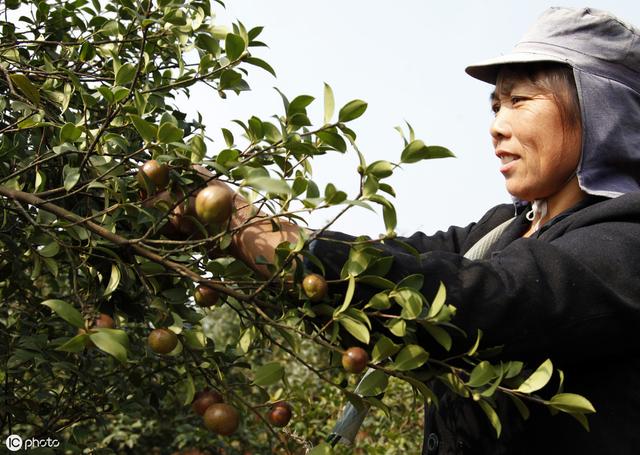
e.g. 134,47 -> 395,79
490,108 -> 511,142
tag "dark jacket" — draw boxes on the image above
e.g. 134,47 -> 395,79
311,193 -> 640,454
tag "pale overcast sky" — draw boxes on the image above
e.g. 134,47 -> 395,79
188,1 -> 640,237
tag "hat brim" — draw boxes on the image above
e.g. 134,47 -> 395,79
465,52 -> 568,84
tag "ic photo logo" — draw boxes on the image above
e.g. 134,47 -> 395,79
5,434 -> 60,451
5,434 -> 22,451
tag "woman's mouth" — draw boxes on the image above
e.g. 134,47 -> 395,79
497,152 -> 520,174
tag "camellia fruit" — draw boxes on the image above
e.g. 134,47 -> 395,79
194,285 -> 219,308
191,389 -> 224,416
302,273 -> 328,302
267,401 -> 292,427
194,185 -> 233,226
148,328 -> 178,354
203,403 -> 240,436
93,313 -> 115,329
137,160 -> 170,191
342,347 -> 369,374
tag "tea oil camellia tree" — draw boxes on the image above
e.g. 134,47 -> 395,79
0,0 -> 595,453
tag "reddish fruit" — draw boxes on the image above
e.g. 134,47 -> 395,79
192,389 -> 224,416
203,403 -> 240,435
195,185 -> 233,226
137,160 -> 170,191
148,328 -> 178,354
267,401 -> 292,427
194,285 -> 219,308
93,313 -> 115,329
342,347 -> 369,374
302,273 -> 328,302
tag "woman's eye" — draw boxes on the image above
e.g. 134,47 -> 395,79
491,103 -> 500,114
511,96 -> 526,105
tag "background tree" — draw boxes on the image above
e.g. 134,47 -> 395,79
0,0 -> 594,454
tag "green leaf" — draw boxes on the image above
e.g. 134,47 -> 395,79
549,393 -> 596,414
56,334 -> 89,353
225,33 -> 246,60
221,128 -> 234,147
334,274 -> 355,317
323,83 -> 335,124
316,130 -> 347,152
357,370 -> 389,396
182,329 -> 207,350
103,264 -> 121,296
386,318 -> 406,337
372,335 -> 401,363
129,115 -> 158,142
393,344 -> 429,371
252,362 -> 284,387
176,374 -> 196,406
508,394 -> 530,420
467,329 -> 483,356
365,292 -> 391,310
405,377 -> 439,405
337,316 -> 370,344
366,160 -> 395,179
426,281 -> 447,318
244,176 -> 291,196
38,241 -> 60,258
10,74 -> 40,104
41,299 -> 84,328
245,57 -> 276,77
391,288 -> 423,320
401,140 -> 455,163
238,326 -> 257,353
421,322 -> 452,351
89,330 -> 128,363
308,443 -> 333,455
60,122 -> 82,142
94,328 -> 129,349
190,135 -> 206,163
516,359 -> 553,393
478,400 -> 502,438
157,122 -> 184,143
115,63 -> 136,86
63,166 -> 80,191
338,99 -> 367,122
467,361 -> 497,387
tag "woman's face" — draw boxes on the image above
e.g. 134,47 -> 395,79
490,77 -> 581,201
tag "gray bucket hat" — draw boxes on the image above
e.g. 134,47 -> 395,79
466,7 -> 640,199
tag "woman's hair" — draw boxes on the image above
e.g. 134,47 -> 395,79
495,62 -> 582,134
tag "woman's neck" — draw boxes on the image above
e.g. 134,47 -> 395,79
523,176 -> 586,237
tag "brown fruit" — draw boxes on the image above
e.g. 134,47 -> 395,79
137,160 -> 170,191
93,313 -> 115,329
192,389 -> 224,416
342,347 -> 369,374
267,401 -> 292,427
302,273 -> 328,302
203,403 -> 240,436
194,285 -> 220,308
148,328 -> 178,354
195,185 -> 233,226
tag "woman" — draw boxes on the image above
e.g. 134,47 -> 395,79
227,7 -> 640,454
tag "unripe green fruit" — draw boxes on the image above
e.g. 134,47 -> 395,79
195,185 -> 233,226
137,160 -> 170,190
203,403 -> 240,435
194,285 -> 219,307
302,273 -> 328,302
342,347 -> 369,374
148,328 -> 178,354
